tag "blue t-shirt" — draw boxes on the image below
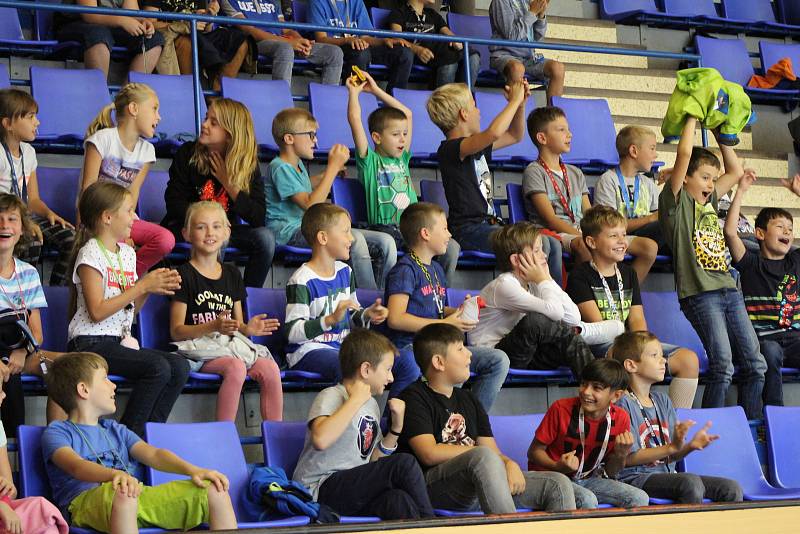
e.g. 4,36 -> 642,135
42,419 -> 144,510
309,0 -> 372,33
384,254 -> 448,348
616,391 -> 677,487
222,0 -> 282,35
265,157 -> 311,245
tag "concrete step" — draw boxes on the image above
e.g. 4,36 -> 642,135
547,16 -> 620,45
544,46 -> 649,69
566,88 -> 669,119
656,144 -> 788,179
613,116 -> 754,151
565,63 -> 676,94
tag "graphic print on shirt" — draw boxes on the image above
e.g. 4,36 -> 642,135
105,267 -> 135,291
564,404 -> 612,476
441,413 -> 474,446
590,282 -> 633,322
376,163 -> 413,223
190,290 -> 235,325
200,179 -> 230,212
357,414 -> 378,459
634,418 -> 670,467
474,156 -> 495,215
693,201 -> 728,272
99,157 -> 141,188
777,274 -> 799,329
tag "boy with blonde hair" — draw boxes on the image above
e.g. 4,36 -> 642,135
265,107 -> 395,290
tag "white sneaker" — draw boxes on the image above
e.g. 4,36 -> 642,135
579,320 -> 625,345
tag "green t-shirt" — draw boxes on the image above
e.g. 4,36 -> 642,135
658,186 -> 735,299
355,148 -> 416,225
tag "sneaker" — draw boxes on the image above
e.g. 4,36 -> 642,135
578,320 -> 625,346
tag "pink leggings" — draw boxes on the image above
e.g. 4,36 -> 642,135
3,496 -> 68,534
130,219 -> 175,276
200,357 -> 283,422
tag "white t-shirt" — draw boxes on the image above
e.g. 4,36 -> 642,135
68,239 -> 138,340
84,128 -> 156,190
0,142 -> 37,196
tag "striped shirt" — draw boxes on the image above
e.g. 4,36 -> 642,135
284,262 -> 369,367
0,258 -> 47,315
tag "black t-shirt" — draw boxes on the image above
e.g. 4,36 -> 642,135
734,249 -> 800,336
566,262 -> 642,323
437,138 -> 495,231
387,4 -> 447,42
173,262 -> 246,326
397,380 -> 493,469
140,0 -> 205,11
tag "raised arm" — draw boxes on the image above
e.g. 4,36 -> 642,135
346,77 -> 370,158
459,81 -> 526,159
668,117 -> 697,198
713,132 -> 745,198
723,171 -> 755,264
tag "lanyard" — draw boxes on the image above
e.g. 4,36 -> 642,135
515,0 -> 534,41
614,167 -> 640,219
409,250 -> 444,319
330,0 -> 350,29
2,143 -> 27,203
590,261 -> 626,322
0,259 -> 27,320
626,390 -> 673,473
67,421 -> 134,476
95,238 -> 130,293
538,159 -> 574,223
575,407 -> 612,480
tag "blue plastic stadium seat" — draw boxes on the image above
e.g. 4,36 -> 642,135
640,291 -> 708,374
262,421 -> 381,523
759,41 -> 800,78
138,294 -> 173,352
489,414 -> 542,467
474,91 -> 538,162
393,88 -> 444,160
777,0 -> 800,25
41,286 -> 69,352
36,167 -> 79,225
146,422 -> 310,528
31,66 -> 111,144
663,0 -> 723,21
220,77 -> 294,153
309,83 -> 378,152
764,405 -> 800,489
551,96 -> 617,169
446,13 -> 496,81
599,0 -> 661,22
330,177 -> 369,224
137,169 -> 169,223
0,7 -> 61,55
721,0 -> 797,32
506,183 -> 526,224
370,6 -> 391,28
0,63 -> 8,89
291,0 -> 308,23
677,407 -> 800,500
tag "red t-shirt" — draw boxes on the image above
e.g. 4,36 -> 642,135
530,397 -> 630,474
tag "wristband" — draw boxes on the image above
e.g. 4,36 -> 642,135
388,428 -> 401,437
378,441 -> 397,456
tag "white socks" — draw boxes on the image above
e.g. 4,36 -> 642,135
668,377 -> 699,409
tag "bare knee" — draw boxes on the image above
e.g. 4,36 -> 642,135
669,349 -> 700,378
111,489 -> 139,514
633,237 -> 658,262
504,60 -> 525,83
545,59 -> 565,81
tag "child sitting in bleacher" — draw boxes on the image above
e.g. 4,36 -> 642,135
488,0 -> 565,101
284,203 -> 388,382
593,125 -> 666,251
68,182 -> 188,437
293,328 -> 434,519
163,98 -> 274,288
397,323 -> 578,514
524,107 -> 658,282
528,358 -> 649,509
384,202 -> 509,410
658,116 -> 766,419
81,83 -> 175,278
467,222 -> 594,377
724,171 -> 800,407
264,107 -> 394,290
42,352 -> 237,533
611,331 -> 743,504
346,69 -> 459,282
169,201 -> 283,423
565,205 -> 699,409
0,88 -> 75,287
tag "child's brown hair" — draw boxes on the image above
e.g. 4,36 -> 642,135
300,203 -> 349,246
398,202 -> 446,247
611,331 -> 659,366
412,323 -> 464,375
526,106 -> 566,148
0,194 -> 36,256
490,222 -> 541,272
46,352 -> 109,413
272,108 -> 318,150
0,89 -> 37,141
580,205 -> 626,240
686,147 -> 721,177
339,329 -> 398,379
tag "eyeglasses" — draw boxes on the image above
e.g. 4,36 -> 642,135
290,131 -> 317,143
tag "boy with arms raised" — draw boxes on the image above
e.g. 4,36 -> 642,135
524,107 -> 658,282
566,206 -> 700,409
397,323 -> 578,514
42,353 -> 237,533
384,202 -> 509,410
611,331 -> 743,503
659,117 -> 766,418
528,358 -> 649,508
724,171 -> 800,406
293,329 -> 434,519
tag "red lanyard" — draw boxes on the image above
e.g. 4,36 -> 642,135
538,158 -> 574,223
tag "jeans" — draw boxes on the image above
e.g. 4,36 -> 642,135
290,348 -> 341,382
351,228 -> 396,290
318,453 -> 434,519
572,476 -> 649,509
228,225 -> 275,288
759,330 -> 800,406
680,288 -> 767,419
0,374 -> 23,439
640,473 -> 743,504
425,447 -> 576,513
389,344 -> 509,411
69,336 -> 191,436
257,40 -> 344,85
451,222 -> 499,253
341,44 -> 413,93
543,234 -> 563,286
435,51 -> 481,89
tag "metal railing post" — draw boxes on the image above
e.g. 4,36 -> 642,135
463,40 -> 471,90
190,19 -> 202,136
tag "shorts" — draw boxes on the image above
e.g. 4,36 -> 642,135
560,233 -> 635,251
56,20 -> 165,54
69,479 -> 209,533
489,52 -> 546,79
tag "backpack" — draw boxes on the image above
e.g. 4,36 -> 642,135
245,466 -> 339,523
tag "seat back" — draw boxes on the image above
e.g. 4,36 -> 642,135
291,0 -> 308,23
393,88 -> 444,159
41,286 -> 70,352
36,167 -> 79,225
777,0 -> 800,25
309,83 -> 378,152
506,183 -> 526,223
221,77 -> 293,152
722,0 -> 778,23
765,405 -> 800,488
640,291 -> 708,373
419,180 -> 448,215
137,294 -> 171,351
446,287 -> 478,308
599,0 -> 659,20
330,178 -> 368,224
245,288 -> 288,362
146,422 -> 253,520
759,41 -> 800,76
0,8 -> 24,40
695,36 -> 755,87
31,67 -> 111,142
262,420 -> 307,477
446,13 -> 491,72
34,0 -> 63,40
355,288 -> 382,307
17,425 -> 52,499
0,63 -> 8,89
475,91 -> 538,162
128,72 -> 206,143
137,169 -> 170,223
370,7 -> 391,28
663,0 -> 719,17
552,96 -> 617,167
489,414 -> 543,467
677,407 -> 768,494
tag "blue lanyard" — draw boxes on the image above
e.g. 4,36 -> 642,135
614,167 -> 639,219
2,143 -> 27,203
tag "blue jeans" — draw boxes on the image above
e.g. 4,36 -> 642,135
451,222 -> 499,252
229,225 -> 275,288
680,288 -> 767,419
759,330 -> 800,406
389,343 -> 510,411
572,477 -> 649,509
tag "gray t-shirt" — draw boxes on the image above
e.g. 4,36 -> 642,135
292,384 -> 382,498
522,160 -> 588,228
594,169 -> 658,219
